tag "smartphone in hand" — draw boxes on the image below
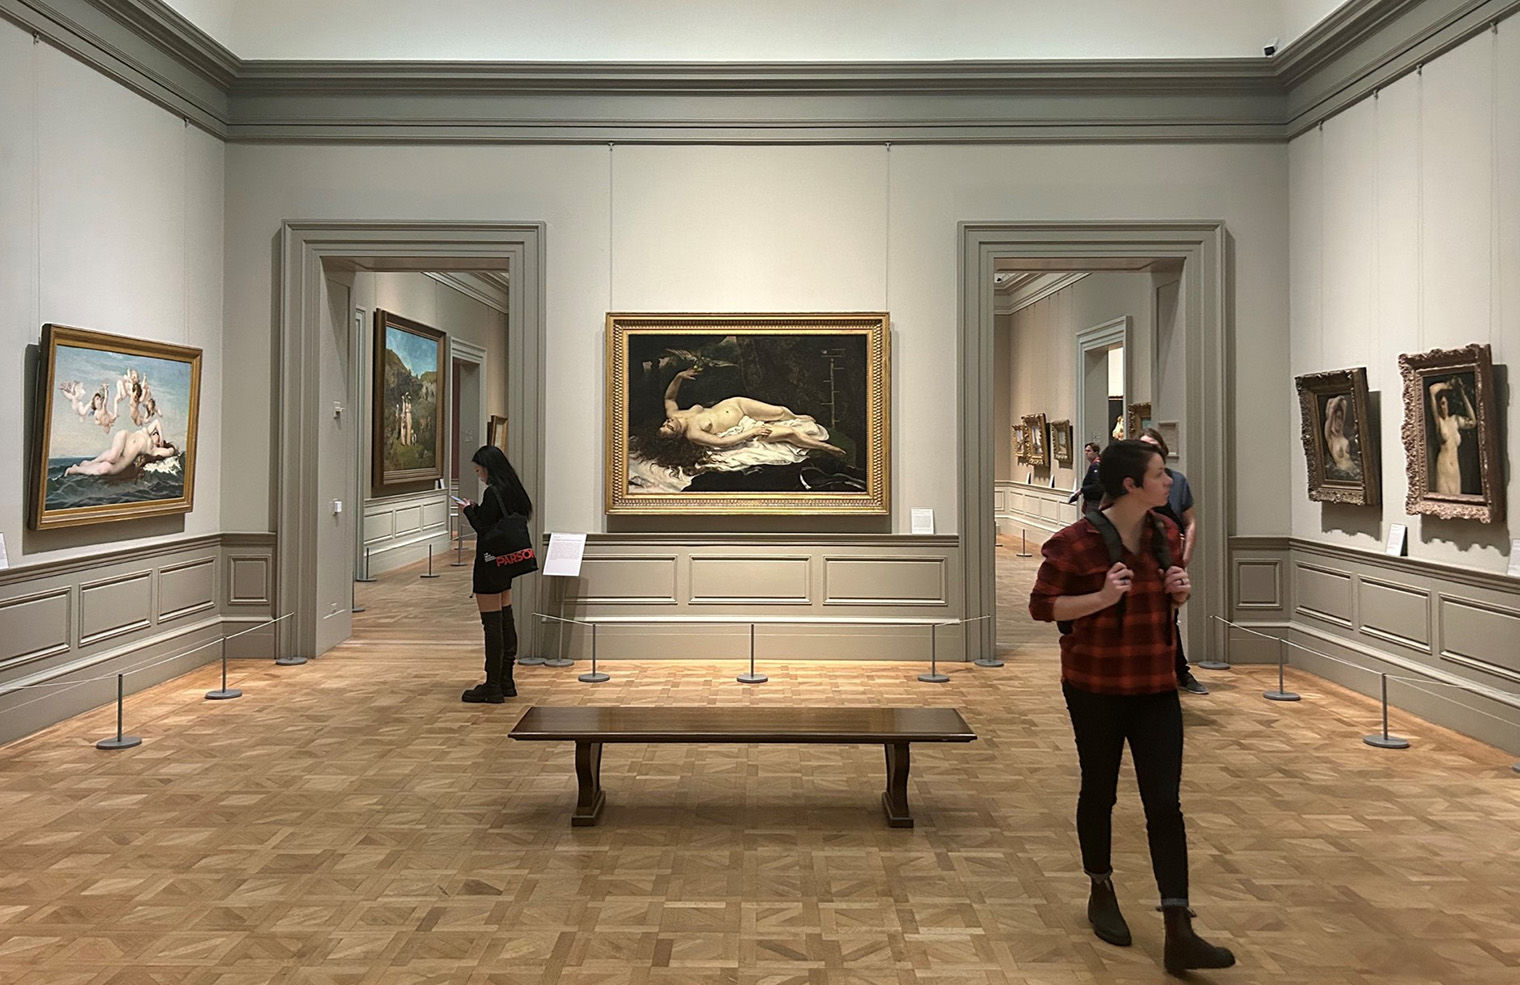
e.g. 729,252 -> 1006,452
450,495 -> 469,506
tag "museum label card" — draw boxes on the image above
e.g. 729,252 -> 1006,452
1508,540 -> 1520,578
1385,523 -> 1407,557
910,508 -> 934,534
543,532 -> 587,577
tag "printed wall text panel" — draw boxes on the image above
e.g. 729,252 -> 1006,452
79,570 -> 153,646
689,555 -> 810,605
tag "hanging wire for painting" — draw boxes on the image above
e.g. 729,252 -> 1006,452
0,612 -> 293,718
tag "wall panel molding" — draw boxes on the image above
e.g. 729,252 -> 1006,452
17,0 -> 1517,144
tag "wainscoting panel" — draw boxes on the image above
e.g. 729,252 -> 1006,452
158,556 -> 218,623
0,588 -> 71,673
689,555 -> 810,605
1358,576 -> 1432,653
1236,559 -> 1282,609
0,533 -> 278,747
1438,594 -> 1520,684
363,490 -> 452,575
1228,536 -> 1520,755
1293,562 -> 1354,628
995,480 -> 1078,536
823,557 -> 947,606
78,570 -> 154,647
576,555 -> 680,605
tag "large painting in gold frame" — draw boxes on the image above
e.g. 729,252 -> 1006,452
606,312 -> 890,515
30,324 -> 202,530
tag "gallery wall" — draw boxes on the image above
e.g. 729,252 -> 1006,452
221,141 -> 1292,541
1287,20 -> 1519,568
0,19 -> 226,568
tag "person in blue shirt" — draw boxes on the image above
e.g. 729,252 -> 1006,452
1138,428 -> 1207,695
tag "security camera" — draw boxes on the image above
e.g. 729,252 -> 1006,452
1263,38 -> 1278,56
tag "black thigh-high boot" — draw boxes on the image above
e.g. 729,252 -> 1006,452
500,605 -> 518,698
462,611 -> 506,704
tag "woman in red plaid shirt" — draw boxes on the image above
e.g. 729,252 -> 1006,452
1029,439 -> 1235,974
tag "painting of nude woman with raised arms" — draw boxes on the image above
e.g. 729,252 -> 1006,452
605,313 -> 890,515
1399,344 -> 1504,523
31,324 -> 202,530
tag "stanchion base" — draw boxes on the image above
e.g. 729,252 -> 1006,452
351,605 -> 366,614
419,573 -> 440,579
1196,661 -> 1230,670
973,658 -> 1005,668
543,658 -> 574,668
275,656 -> 308,666
918,672 -> 950,683
737,673 -> 768,684
1014,552 -> 1033,558
518,656 -> 547,666
205,688 -> 242,700
96,736 -> 142,750
355,577 -> 378,584
1512,762 -> 1520,775
579,671 -> 611,683
1364,734 -> 1410,749
1263,690 -> 1301,702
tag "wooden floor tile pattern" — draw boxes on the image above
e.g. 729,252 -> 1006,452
1,549 -> 1518,983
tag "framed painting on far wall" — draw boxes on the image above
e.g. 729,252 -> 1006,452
373,309 -> 447,493
1049,419 -> 1072,465
1012,423 -> 1027,462
605,312 -> 889,514
1022,413 -> 1048,467
1295,367 -> 1379,506
486,414 -> 508,451
1399,343 -> 1504,523
30,324 -> 202,530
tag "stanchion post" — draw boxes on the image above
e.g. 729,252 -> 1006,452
350,574 -> 365,615
737,622 -> 768,684
450,510 -> 468,566
356,547 -> 377,583
1363,673 -> 1410,749
206,635 -> 243,700
1015,528 -> 1032,558
542,579 -> 574,668
579,622 -> 609,683
96,674 -> 142,750
1195,615 -> 1229,671
420,544 -> 440,579
973,612 -> 1004,668
919,622 -> 949,683
273,615 -> 307,666
1263,635 -> 1300,702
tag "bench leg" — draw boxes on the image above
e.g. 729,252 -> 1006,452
572,740 -> 605,826
881,742 -> 913,828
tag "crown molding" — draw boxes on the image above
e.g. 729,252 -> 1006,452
10,0 -> 1515,144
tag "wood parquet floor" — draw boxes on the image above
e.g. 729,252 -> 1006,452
2,549 -> 1519,984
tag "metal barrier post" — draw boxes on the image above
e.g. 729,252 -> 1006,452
1363,673 -> 1410,749
737,623 -> 768,684
1263,636 -> 1300,701
356,547 -> 377,583
918,622 -> 949,683
420,544 -> 440,579
96,675 -> 142,750
205,635 -> 243,700
1015,528 -> 1032,558
578,623 -> 609,683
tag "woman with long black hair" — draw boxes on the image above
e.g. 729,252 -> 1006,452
457,445 -> 533,703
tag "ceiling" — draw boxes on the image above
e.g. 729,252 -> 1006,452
160,0 -> 1347,62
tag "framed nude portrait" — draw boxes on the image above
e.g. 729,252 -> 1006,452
372,310 -> 447,494
1295,367 -> 1379,506
1048,419 -> 1073,465
30,324 -> 202,530
1022,413 -> 1048,467
605,312 -> 889,515
1399,344 -> 1504,523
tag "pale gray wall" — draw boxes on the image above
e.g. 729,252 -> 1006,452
1287,21 -> 1520,568
1,19 -> 225,568
222,141 -> 1292,539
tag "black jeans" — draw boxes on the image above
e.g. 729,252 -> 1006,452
1062,682 -> 1189,904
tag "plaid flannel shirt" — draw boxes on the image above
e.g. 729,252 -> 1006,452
1028,514 -> 1184,695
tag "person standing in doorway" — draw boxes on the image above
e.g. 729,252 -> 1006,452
1138,427 -> 1206,695
457,445 -> 534,703
1068,442 -> 1104,513
1028,439 -> 1235,974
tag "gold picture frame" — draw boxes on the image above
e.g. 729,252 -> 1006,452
1022,413 -> 1048,467
30,324 -> 202,530
1012,423 -> 1027,462
605,312 -> 890,515
1049,419 -> 1073,465
1295,367 -> 1379,506
372,309 -> 447,494
1126,401 -> 1153,441
1399,343 -> 1504,523
487,414 -> 508,451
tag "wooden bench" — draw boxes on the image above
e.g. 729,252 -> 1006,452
508,706 -> 976,828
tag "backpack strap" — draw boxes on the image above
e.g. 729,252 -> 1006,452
1149,512 -> 1173,572
1083,509 -> 1125,566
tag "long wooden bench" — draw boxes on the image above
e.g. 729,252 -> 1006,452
508,705 -> 976,828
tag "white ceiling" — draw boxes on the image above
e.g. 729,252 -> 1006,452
161,1 -> 1349,62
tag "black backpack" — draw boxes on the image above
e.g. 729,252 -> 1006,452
1056,510 -> 1172,634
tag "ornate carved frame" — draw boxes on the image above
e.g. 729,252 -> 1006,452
1398,343 -> 1504,523
1048,419 -> 1073,465
1022,413 -> 1048,467
1295,366 -> 1380,506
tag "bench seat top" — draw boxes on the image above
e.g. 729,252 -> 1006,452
510,706 -> 976,744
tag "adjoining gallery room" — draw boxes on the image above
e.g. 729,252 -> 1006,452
2,1 -> 1520,982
